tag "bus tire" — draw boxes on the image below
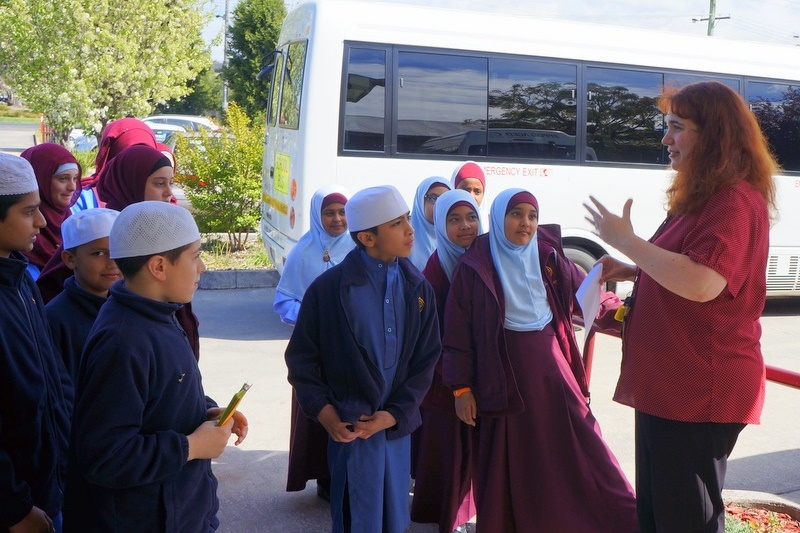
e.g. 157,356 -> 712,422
564,246 -> 617,293
564,246 -> 596,274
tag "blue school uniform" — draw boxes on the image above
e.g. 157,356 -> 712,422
45,276 -> 106,384
0,252 -> 72,527
63,281 -> 219,532
286,248 -> 440,533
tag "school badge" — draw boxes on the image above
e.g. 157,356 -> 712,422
418,296 -> 425,312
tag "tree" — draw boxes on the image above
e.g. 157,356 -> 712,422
0,0 -> 213,143
156,67 -> 224,117
224,0 -> 285,120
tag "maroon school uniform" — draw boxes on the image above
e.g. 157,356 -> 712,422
411,250 -> 477,532
443,229 -> 638,533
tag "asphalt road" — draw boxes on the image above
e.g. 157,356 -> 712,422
193,287 -> 800,532
0,121 -> 39,154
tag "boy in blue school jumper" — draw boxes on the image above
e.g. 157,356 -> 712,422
45,208 -> 120,383
63,201 -> 248,532
286,185 -> 441,533
0,153 -> 72,533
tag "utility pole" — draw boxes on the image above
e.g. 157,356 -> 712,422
707,0 -> 716,36
692,0 -> 730,36
222,0 -> 230,109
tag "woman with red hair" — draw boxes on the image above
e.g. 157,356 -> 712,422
585,81 -> 778,533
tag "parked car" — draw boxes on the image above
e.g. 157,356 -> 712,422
146,122 -> 186,144
67,128 -> 98,152
141,114 -> 220,133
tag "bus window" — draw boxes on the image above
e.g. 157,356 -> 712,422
397,52 -> 487,154
665,73 -> 740,93
279,41 -> 308,130
343,47 -> 387,152
747,81 -> 800,172
586,67 -> 664,164
267,52 -> 284,127
488,58 -> 578,160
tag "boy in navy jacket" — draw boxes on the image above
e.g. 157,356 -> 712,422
286,185 -> 440,533
63,201 -> 248,532
0,153 -> 72,533
45,208 -> 120,383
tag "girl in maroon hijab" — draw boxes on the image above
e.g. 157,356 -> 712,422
20,143 -> 81,275
72,118 -> 157,212
96,145 -> 175,209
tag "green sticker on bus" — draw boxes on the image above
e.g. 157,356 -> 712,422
274,153 -> 290,194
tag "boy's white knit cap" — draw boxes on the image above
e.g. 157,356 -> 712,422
62,208 -> 120,249
0,152 -> 38,195
346,185 -> 409,232
110,201 -> 200,259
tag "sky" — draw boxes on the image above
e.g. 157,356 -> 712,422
204,0 -> 800,64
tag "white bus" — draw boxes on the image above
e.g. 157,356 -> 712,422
260,0 -> 800,296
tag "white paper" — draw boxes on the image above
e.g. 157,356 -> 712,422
576,263 -> 603,349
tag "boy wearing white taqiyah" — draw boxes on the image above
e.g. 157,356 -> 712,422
285,185 -> 441,533
63,201 -> 248,532
0,152 -> 71,533
45,208 -> 121,383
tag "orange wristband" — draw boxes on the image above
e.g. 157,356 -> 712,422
453,387 -> 472,398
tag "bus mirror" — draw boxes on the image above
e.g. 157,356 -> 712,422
346,74 -> 385,103
256,50 -> 282,82
257,64 -> 275,81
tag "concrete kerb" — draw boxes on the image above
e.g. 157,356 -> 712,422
724,489 -> 800,520
199,268 -> 279,290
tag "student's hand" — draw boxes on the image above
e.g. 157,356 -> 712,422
318,404 -> 363,443
9,506 -> 53,533
229,411 -> 249,446
595,255 -> 637,283
354,410 -> 396,439
187,419 -> 233,461
205,407 -> 247,444
455,392 -> 477,426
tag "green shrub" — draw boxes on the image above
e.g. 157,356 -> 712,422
174,102 -> 264,251
725,514 -> 754,532
71,149 -> 97,176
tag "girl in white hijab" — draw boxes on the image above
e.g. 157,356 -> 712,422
273,185 -> 354,325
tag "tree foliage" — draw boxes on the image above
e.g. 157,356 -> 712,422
0,0 -> 213,143
224,0 -> 285,120
156,67 -> 224,117
751,86 -> 800,171
175,102 -> 264,250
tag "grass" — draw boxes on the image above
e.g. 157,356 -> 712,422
201,235 -> 272,271
0,106 -> 40,122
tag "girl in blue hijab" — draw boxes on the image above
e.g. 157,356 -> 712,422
441,187 -> 637,532
409,176 -> 450,270
411,188 -> 482,532
273,185 -> 354,325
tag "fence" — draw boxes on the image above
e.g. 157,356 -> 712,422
582,330 -> 800,390
38,114 -> 56,144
